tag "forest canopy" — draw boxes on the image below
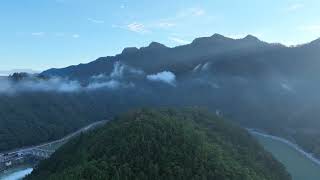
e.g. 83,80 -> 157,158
27,108 -> 291,180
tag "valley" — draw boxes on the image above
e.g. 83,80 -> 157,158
2,1 -> 320,179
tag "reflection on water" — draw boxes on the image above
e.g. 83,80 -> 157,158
0,167 -> 33,180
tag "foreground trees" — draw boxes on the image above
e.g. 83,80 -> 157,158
27,108 -> 291,180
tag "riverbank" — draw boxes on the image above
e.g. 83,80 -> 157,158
248,129 -> 320,166
0,166 -> 33,180
249,129 -> 320,180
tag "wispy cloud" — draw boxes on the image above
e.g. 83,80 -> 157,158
113,7 -> 207,34
147,71 -> 176,86
112,22 -> 150,34
169,37 -> 190,45
286,3 -> 304,12
127,22 -> 150,34
31,32 -> 45,37
156,22 -> 176,28
88,18 -> 105,24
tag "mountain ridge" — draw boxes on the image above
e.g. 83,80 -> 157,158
41,34 -> 288,79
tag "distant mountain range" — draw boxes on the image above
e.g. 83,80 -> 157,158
42,34 -> 320,81
0,69 -> 39,76
40,34 -> 320,159
2,34 -> 320,161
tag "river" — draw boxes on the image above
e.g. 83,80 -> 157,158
251,130 -> 320,180
0,166 -> 33,180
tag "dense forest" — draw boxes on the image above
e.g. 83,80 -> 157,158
0,92 -> 104,152
2,34 -> 320,162
40,34 -> 320,159
0,89 -> 155,152
26,108 -> 291,180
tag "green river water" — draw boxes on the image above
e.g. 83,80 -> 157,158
253,133 -> 320,180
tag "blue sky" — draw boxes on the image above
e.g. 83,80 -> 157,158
0,0 -> 320,71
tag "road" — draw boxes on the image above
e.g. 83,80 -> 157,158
0,120 -> 108,158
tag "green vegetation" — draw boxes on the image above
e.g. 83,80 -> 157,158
27,108 -> 291,180
0,92 -> 108,152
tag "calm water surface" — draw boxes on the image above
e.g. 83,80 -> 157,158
0,167 -> 33,180
253,133 -> 320,180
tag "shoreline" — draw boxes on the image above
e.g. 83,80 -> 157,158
0,165 -> 33,179
248,129 -> 320,166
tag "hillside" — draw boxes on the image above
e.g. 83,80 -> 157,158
26,108 -> 291,180
40,34 -> 320,158
2,34 -> 320,159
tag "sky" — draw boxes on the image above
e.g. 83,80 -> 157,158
0,0 -> 320,72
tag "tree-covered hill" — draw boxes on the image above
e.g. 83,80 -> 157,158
38,34 -> 320,159
3,34 -> 320,162
26,108 -> 291,180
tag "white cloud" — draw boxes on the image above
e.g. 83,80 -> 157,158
156,22 -> 176,28
110,62 -> 144,78
127,22 -> 149,34
72,34 -> 80,38
147,71 -> 176,86
31,32 -> 45,37
0,75 -> 137,94
88,18 -> 105,24
201,62 -> 210,71
0,77 -> 81,94
114,7 -> 207,34
286,3 -> 304,12
110,62 -> 125,78
169,37 -> 190,45
91,74 -> 107,80
87,80 -> 121,90
281,83 -> 295,93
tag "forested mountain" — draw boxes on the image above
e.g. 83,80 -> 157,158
26,109 -> 291,180
41,34 -> 320,158
2,34 -> 320,160
42,34 -> 320,80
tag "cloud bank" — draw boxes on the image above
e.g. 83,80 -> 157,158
0,77 -> 81,94
147,71 -> 176,85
